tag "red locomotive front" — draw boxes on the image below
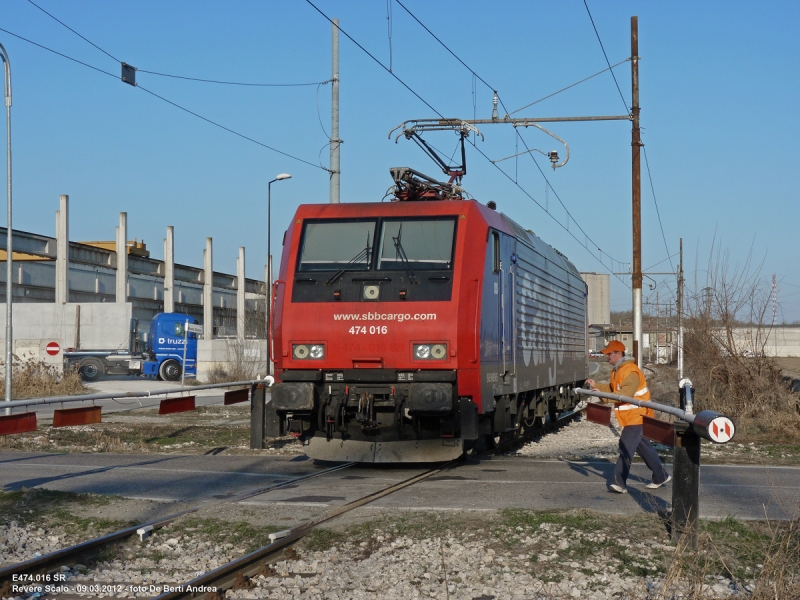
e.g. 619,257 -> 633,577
267,169 -> 587,462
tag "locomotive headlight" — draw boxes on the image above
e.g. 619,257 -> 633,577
430,344 -> 447,359
414,343 -> 447,360
293,344 -> 325,360
363,284 -> 380,301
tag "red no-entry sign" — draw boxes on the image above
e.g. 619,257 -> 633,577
46,342 -> 61,356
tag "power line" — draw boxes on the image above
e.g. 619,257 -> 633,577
645,253 -> 679,272
304,0 -> 444,119
642,144 -> 674,273
26,0 -> 327,88
136,84 -> 329,172
388,1 -> 631,273
508,58 -> 630,116
137,70 -> 329,87
471,140 -> 632,289
0,27 -> 118,79
582,0 -> 629,112
310,0 -> 630,282
0,27 -> 329,172
26,0 -> 121,63
394,0 -> 494,92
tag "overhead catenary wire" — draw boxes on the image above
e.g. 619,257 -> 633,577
0,27 -> 329,173
136,70 -> 329,87
508,58 -> 631,116
0,27 -> 118,81
136,84 -> 330,172
582,0 -> 629,112
387,0 -> 631,275
306,1 -> 630,284
579,3 -> 677,295
470,140 -> 631,289
26,0 -> 328,88
304,0 -> 444,119
642,143 -> 674,273
26,0 -> 121,63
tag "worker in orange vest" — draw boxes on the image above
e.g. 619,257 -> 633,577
585,340 -> 671,493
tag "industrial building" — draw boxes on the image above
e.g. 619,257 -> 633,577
0,195 -> 267,379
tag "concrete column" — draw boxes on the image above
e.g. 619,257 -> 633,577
203,237 -> 213,340
237,247 -> 246,339
163,226 -> 175,313
115,212 -> 128,303
55,195 -> 69,304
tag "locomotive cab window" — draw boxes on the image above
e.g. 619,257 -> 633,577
376,217 -> 456,271
297,220 -> 377,272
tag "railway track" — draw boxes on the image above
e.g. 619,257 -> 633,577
153,412 -> 581,599
0,411 -> 580,598
0,462 -> 355,596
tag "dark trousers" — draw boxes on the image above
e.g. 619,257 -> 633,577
614,424 -> 668,489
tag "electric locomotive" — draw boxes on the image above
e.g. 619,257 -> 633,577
266,167 -> 588,462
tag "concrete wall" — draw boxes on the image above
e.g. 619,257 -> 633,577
581,272 -> 610,327
731,326 -> 800,357
0,302 -> 133,373
197,338 -> 268,382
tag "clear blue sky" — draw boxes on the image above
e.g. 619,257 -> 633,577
3,1 -> 799,321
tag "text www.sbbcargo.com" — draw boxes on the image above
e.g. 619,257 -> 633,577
333,312 -> 436,323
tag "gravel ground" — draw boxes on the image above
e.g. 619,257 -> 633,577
0,507 -> 766,600
1,361 -> 794,599
2,413 -> 789,600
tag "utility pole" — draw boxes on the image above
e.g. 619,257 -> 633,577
678,238 -> 684,378
655,290 -> 659,364
1,44 -> 12,410
395,17 -> 642,365
330,18 -> 340,204
631,16 -> 643,368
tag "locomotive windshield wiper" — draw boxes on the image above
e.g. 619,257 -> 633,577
392,226 -> 419,285
326,237 -> 373,285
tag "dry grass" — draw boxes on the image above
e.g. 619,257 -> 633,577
204,363 -> 255,384
0,359 -> 88,399
652,514 -> 800,599
680,244 -> 800,443
684,328 -> 800,442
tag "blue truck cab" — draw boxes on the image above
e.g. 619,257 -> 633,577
64,312 -> 200,382
142,313 -> 200,381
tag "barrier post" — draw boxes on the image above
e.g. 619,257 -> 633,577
671,421 -> 700,550
250,383 -> 266,449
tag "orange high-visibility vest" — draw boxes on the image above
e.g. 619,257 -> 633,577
610,360 -> 653,427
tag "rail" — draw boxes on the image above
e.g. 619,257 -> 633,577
0,376 -> 275,411
0,461 -> 353,592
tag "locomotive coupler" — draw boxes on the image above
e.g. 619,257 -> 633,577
356,392 -> 380,432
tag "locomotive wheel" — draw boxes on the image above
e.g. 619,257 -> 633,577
78,357 -> 103,382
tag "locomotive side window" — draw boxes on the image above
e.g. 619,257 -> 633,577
297,220 -> 377,272
492,231 -> 500,273
376,217 -> 456,271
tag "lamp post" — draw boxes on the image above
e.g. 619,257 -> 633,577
266,173 -> 291,377
0,44 -> 12,411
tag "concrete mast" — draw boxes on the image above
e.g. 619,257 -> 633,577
330,18 -> 340,204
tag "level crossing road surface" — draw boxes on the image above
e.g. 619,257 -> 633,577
17,376 -> 267,421
1,452 -> 797,521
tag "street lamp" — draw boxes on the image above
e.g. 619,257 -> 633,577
0,44 -> 12,410
266,173 -> 291,377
